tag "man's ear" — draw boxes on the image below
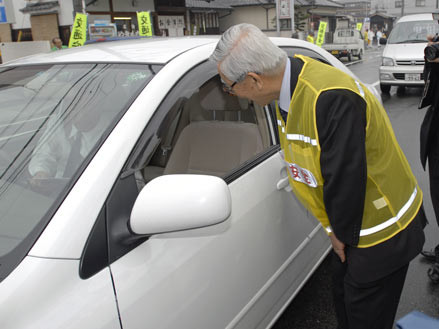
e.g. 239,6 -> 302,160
248,72 -> 263,90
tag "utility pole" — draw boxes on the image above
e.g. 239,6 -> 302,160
276,0 -> 280,36
82,0 -> 86,14
291,0 -> 295,34
401,0 -> 404,17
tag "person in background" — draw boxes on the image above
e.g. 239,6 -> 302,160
364,29 -> 369,48
29,105 -> 104,183
419,34 -> 439,283
291,29 -> 299,39
307,31 -> 315,44
368,29 -> 375,47
376,29 -> 383,48
51,37 -> 67,51
211,23 -> 426,329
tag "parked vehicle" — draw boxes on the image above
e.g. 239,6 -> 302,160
0,37 -> 379,329
379,13 -> 439,94
322,28 -> 365,61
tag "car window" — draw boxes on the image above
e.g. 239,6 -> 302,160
388,20 -> 439,44
123,60 -> 276,190
0,63 -> 158,279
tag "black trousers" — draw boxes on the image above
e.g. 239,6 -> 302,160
428,141 -> 439,259
332,251 -> 409,329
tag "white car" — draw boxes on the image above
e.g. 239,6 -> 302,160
0,37 -> 376,329
379,13 -> 439,94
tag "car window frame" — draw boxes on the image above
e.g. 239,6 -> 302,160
122,59 -> 280,185
96,60 -> 282,271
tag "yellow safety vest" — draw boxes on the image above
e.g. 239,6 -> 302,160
276,55 -> 423,248
307,35 -> 315,44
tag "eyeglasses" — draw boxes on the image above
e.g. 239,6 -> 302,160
221,78 -> 238,95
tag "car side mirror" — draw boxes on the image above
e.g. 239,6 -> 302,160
130,175 -> 231,235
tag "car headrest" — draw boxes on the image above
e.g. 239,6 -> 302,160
199,77 -> 248,112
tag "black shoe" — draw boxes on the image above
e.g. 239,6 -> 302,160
427,263 -> 439,284
421,249 -> 437,261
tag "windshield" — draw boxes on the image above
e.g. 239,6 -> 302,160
388,20 -> 439,44
0,63 -> 159,275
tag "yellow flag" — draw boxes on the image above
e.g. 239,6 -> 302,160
356,23 -> 363,31
316,21 -> 327,47
137,12 -> 153,37
69,13 -> 88,48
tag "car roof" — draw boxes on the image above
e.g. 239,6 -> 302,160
2,36 -> 220,66
397,13 -> 435,23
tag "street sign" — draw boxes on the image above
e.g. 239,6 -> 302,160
279,0 -> 291,19
316,21 -> 327,47
69,13 -> 88,48
137,12 -> 153,37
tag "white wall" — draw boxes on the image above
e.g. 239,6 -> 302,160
219,6 -> 277,32
59,0 -> 74,26
113,0 -> 154,12
11,0 -> 74,29
11,0 -> 30,29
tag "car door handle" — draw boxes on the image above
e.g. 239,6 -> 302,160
277,176 -> 289,190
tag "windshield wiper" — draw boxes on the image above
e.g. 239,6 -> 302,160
395,39 -> 427,44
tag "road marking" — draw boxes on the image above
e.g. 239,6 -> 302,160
372,80 -> 380,87
346,59 -> 363,66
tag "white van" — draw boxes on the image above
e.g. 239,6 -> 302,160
379,13 -> 439,94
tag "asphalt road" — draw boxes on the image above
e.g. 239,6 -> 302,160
272,46 -> 439,329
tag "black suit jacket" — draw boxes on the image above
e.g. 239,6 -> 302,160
419,61 -> 439,169
288,57 -> 426,283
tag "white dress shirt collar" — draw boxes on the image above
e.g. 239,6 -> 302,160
279,57 -> 291,113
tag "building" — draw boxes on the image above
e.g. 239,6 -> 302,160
370,12 -> 395,34
370,0 -> 439,18
335,0 -> 371,24
2,0 -> 352,45
219,0 -> 343,38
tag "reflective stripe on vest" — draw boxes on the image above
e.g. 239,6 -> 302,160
324,186 -> 418,236
277,119 -> 317,146
287,134 -> 318,146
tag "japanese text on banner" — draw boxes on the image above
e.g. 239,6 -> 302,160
69,13 -> 88,48
316,21 -> 327,47
137,12 -> 153,37
357,23 -> 363,31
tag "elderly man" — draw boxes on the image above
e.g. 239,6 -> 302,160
210,23 -> 426,329
51,37 -> 67,51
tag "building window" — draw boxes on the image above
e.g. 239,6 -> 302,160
416,0 -> 425,6
395,0 -> 402,7
280,19 -> 291,30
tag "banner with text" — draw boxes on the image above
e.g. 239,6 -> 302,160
69,13 -> 88,48
137,11 -> 153,37
316,21 -> 327,47
356,23 -> 363,31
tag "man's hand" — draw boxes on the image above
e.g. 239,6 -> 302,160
330,233 -> 346,263
29,171 -> 49,188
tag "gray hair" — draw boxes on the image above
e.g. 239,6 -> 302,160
210,23 -> 287,82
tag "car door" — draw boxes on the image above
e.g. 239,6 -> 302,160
107,59 -> 329,329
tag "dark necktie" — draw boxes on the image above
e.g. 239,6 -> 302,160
280,107 -> 288,123
63,132 -> 83,177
